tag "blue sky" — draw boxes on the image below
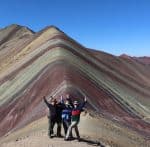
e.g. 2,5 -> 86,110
0,0 -> 150,56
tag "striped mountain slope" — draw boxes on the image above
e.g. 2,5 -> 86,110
0,25 -> 150,139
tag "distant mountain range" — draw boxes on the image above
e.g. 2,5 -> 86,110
120,54 -> 150,65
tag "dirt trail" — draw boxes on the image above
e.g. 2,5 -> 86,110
0,114 -> 149,147
1,130 -> 102,147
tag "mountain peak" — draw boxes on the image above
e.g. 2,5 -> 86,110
47,25 -> 63,32
0,24 -> 34,49
39,25 -> 65,35
119,54 -> 131,59
0,24 -> 35,34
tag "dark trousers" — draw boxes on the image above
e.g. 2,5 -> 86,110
62,119 -> 71,135
48,117 -> 62,137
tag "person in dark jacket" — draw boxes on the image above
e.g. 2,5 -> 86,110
65,96 -> 87,141
43,96 -> 63,138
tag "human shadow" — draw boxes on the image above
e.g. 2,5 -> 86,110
77,138 -> 105,147
50,135 -> 105,146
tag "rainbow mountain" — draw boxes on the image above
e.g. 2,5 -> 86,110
0,24 -> 150,146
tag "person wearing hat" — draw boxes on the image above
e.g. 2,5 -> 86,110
43,96 -> 63,138
65,96 -> 87,141
66,94 -> 73,103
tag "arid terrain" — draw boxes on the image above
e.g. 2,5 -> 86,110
0,24 -> 150,147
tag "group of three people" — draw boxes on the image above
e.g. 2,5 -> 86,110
43,94 -> 87,141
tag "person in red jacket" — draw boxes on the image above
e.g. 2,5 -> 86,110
65,96 -> 87,141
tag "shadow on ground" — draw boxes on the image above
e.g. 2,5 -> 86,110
44,135 -> 105,146
77,138 -> 105,147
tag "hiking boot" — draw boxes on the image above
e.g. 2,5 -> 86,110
78,139 -> 81,142
64,137 -> 71,141
57,134 -> 63,138
77,137 -> 81,142
49,135 -> 53,138
64,138 -> 69,141
70,134 -> 73,138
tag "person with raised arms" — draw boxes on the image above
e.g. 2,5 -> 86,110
43,96 -> 63,138
65,96 -> 87,141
